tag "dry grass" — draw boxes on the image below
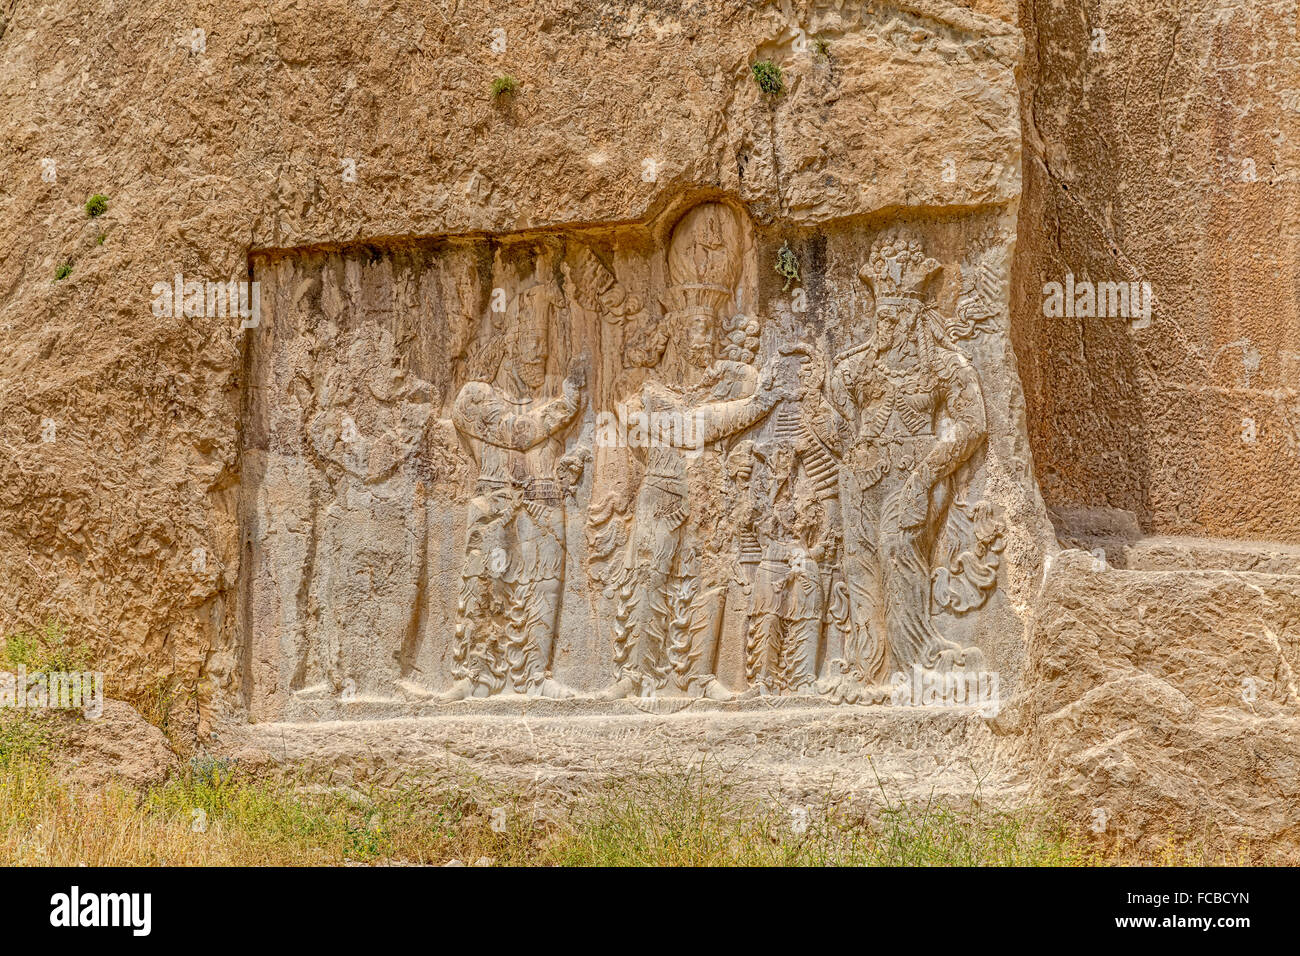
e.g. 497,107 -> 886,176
0,757 -> 1117,866
0,711 -> 1256,866
0,756 -> 537,866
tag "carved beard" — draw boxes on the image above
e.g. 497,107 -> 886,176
519,361 -> 547,389
878,307 -> 922,365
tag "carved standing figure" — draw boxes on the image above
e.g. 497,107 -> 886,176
742,440 -> 827,694
597,203 -> 790,700
304,326 -> 435,702
826,236 -> 989,694
737,343 -> 852,695
442,265 -> 585,700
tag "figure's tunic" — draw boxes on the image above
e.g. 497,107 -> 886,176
450,381 -> 580,693
612,364 -> 777,693
834,338 -> 983,679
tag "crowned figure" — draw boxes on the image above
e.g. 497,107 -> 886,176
599,203 -> 790,700
824,236 -> 990,697
442,259 -> 586,700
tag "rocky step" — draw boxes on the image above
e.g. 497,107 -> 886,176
222,705 -> 1031,812
1065,534 -> 1300,575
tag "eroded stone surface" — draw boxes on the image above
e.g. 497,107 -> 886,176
53,699 -> 178,790
224,705 -> 1029,815
1028,550 -> 1300,858
1014,0 -> 1300,540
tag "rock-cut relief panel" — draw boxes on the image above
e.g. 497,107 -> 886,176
242,201 -> 1033,719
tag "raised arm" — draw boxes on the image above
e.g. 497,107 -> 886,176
693,388 -> 778,445
691,358 -> 799,445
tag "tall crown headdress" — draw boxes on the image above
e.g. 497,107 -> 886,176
505,254 -> 564,336
858,236 -> 941,307
662,203 -> 743,316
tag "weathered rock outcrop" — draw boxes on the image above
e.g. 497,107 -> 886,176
53,699 -> 178,790
1014,0 -> 1300,540
1028,549 -> 1300,859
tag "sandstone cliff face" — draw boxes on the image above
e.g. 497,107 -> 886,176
0,0 -> 1296,857
1028,551 -> 1300,857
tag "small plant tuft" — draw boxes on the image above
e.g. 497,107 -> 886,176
491,75 -> 518,98
775,241 -> 800,291
813,37 -> 830,60
0,714 -> 54,768
188,752 -> 238,789
84,193 -> 108,218
751,60 -> 784,95
1,621 -> 91,673
53,262 -> 73,282
133,677 -> 178,740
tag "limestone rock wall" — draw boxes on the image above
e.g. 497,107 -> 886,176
1028,550 -> 1300,856
1014,0 -> 1300,540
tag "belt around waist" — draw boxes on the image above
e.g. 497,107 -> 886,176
475,476 -> 563,500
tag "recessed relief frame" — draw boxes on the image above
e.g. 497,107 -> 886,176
238,198 -> 1042,721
